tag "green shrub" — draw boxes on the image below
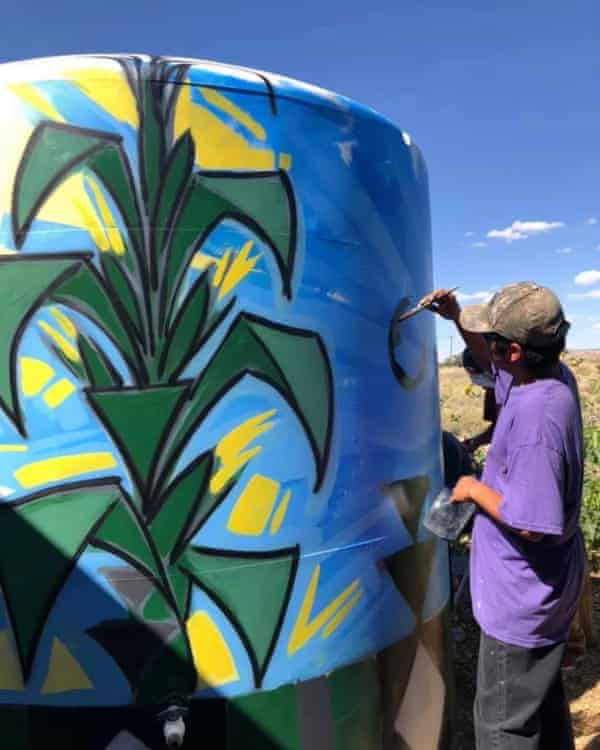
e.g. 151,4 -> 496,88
582,425 -> 600,567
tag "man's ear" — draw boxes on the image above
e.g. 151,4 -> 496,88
508,342 -> 522,363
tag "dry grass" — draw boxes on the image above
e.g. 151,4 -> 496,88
440,351 -> 600,441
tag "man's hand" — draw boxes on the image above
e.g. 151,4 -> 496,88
451,475 -> 480,503
419,288 -> 461,322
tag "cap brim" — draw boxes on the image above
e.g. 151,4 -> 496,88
459,304 -> 494,333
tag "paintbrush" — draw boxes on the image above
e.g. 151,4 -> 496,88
394,286 -> 459,324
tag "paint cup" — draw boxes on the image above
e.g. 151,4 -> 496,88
423,488 -> 477,541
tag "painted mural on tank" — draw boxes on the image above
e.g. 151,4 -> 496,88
0,54 -> 451,748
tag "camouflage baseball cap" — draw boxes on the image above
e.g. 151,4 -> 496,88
459,282 -> 570,347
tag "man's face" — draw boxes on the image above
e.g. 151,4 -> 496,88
485,333 -> 513,370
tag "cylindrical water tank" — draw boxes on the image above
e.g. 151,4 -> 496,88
0,54 -> 450,748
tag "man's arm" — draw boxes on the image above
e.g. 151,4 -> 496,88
419,288 -> 491,370
451,475 -> 544,541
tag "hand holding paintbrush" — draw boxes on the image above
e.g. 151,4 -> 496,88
395,286 -> 460,324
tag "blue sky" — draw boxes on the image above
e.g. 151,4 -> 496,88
1,0 -> 598,359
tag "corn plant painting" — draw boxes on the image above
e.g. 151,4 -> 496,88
0,56 -> 336,704
0,54 -> 449,744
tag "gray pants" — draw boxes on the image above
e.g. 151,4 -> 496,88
474,632 -> 575,750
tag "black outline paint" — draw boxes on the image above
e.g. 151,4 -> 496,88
388,299 -> 428,390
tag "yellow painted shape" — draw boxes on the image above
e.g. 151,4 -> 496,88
187,611 -> 239,687
210,410 -> 276,493
199,86 -> 267,141
210,447 -> 261,494
8,83 -> 64,122
0,444 -> 27,453
41,638 -> 92,694
43,378 -> 76,408
50,307 -> 76,339
0,630 -> 24,690
322,590 -> 363,639
20,357 -> 54,397
14,452 -> 117,489
38,321 -> 81,363
227,474 -> 280,536
68,67 -> 138,129
287,565 -> 360,655
212,249 -> 232,288
278,153 -> 292,171
86,177 -> 125,255
270,489 -> 292,535
174,85 -> 275,170
218,240 -> 262,300
38,173 -> 110,250
190,252 -> 215,272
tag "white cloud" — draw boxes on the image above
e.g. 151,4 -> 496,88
585,217 -> 598,225
472,241 -> 487,248
456,290 -> 494,303
487,220 -> 564,242
574,270 -> 600,286
569,290 -> 600,300
593,323 -> 600,330
464,231 -> 474,237
556,247 -> 574,254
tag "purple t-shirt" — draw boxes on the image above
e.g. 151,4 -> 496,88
470,373 -> 585,647
494,362 -> 581,413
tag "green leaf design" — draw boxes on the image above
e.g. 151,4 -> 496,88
0,479 -> 120,679
143,566 -> 190,622
86,144 -> 144,262
161,170 -> 296,333
179,546 -> 298,686
12,122 -> 138,248
163,313 -> 333,492
51,260 -> 144,383
196,171 -> 296,295
152,130 -> 194,273
158,272 -> 210,381
86,385 -> 190,506
149,452 -> 213,560
140,79 -> 166,214
78,333 -> 122,389
92,495 -> 162,582
0,255 -> 81,433
98,254 -> 145,344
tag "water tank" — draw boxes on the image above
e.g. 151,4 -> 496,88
0,54 -> 450,748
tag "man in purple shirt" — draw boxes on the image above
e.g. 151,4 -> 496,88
422,282 -> 584,749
